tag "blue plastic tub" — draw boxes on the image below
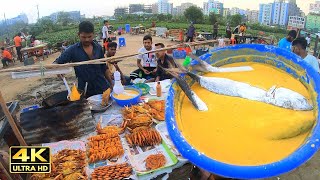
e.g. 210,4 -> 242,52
165,44 -> 320,179
172,49 -> 187,59
111,86 -> 142,107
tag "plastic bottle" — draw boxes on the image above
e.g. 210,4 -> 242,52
156,82 -> 162,97
183,56 -> 191,67
113,71 -> 124,94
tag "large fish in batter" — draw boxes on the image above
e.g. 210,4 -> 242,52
186,71 -> 313,111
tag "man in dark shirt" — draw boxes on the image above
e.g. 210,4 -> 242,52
213,22 -> 218,40
185,23 -> 195,42
55,21 -> 113,97
154,43 -> 177,82
106,42 -> 131,85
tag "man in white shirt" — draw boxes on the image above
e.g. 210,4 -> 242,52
292,37 -> 320,73
130,35 -> 157,82
305,34 -> 311,47
101,20 -> 109,53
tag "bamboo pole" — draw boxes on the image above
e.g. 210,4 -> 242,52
0,39 -> 229,74
0,91 -> 27,146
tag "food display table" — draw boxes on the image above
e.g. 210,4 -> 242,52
31,79 -> 191,180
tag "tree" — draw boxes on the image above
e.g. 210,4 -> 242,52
209,13 -> 217,25
57,12 -> 72,26
38,17 -> 55,33
230,14 -> 242,26
166,14 -> 173,21
172,15 -> 186,23
157,14 -> 166,21
184,6 -> 204,24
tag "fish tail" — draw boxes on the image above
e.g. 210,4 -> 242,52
174,74 -> 206,111
160,65 -> 207,111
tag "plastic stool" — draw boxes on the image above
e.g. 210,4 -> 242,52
118,37 -> 126,48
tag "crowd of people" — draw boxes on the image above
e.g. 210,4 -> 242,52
55,21 -> 177,97
1,20 -> 318,95
0,32 -> 48,68
185,21 -> 247,43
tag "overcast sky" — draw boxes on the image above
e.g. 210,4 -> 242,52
0,0 -> 314,23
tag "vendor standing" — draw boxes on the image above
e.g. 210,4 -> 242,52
213,22 -> 218,40
55,21 -> 113,97
13,33 -> 23,62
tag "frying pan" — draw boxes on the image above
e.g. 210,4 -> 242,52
37,90 -> 84,108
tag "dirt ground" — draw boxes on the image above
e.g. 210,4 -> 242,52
0,34 -> 319,180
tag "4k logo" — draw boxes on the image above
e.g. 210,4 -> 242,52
10,146 -> 51,173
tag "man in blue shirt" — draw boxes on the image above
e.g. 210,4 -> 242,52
278,30 -> 297,51
292,37 -> 320,73
55,21 -> 113,97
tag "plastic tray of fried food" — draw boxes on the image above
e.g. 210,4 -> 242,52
121,127 -> 178,176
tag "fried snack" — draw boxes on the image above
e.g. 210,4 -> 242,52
30,149 -> 87,180
96,117 -> 127,135
91,163 -> 132,180
87,132 -> 118,141
125,126 -> 162,147
145,153 -> 166,170
122,101 -> 165,124
147,100 -> 165,111
101,88 -> 111,106
87,133 -> 124,164
122,105 -> 153,129
146,100 -> 165,121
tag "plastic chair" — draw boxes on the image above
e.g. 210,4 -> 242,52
118,37 -> 126,48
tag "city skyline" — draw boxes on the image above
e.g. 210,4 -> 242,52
0,0 -> 316,23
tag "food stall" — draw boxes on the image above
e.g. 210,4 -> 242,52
0,42 -> 215,180
20,79 -> 190,180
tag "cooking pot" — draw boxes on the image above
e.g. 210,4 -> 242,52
165,44 -> 320,179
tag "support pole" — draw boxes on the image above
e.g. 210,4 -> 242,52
314,35 -> 319,57
0,156 -> 13,180
0,91 -> 27,146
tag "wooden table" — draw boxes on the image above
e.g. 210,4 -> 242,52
21,44 -> 48,61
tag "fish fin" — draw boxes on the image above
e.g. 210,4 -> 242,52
266,85 -> 277,98
188,54 -> 212,71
